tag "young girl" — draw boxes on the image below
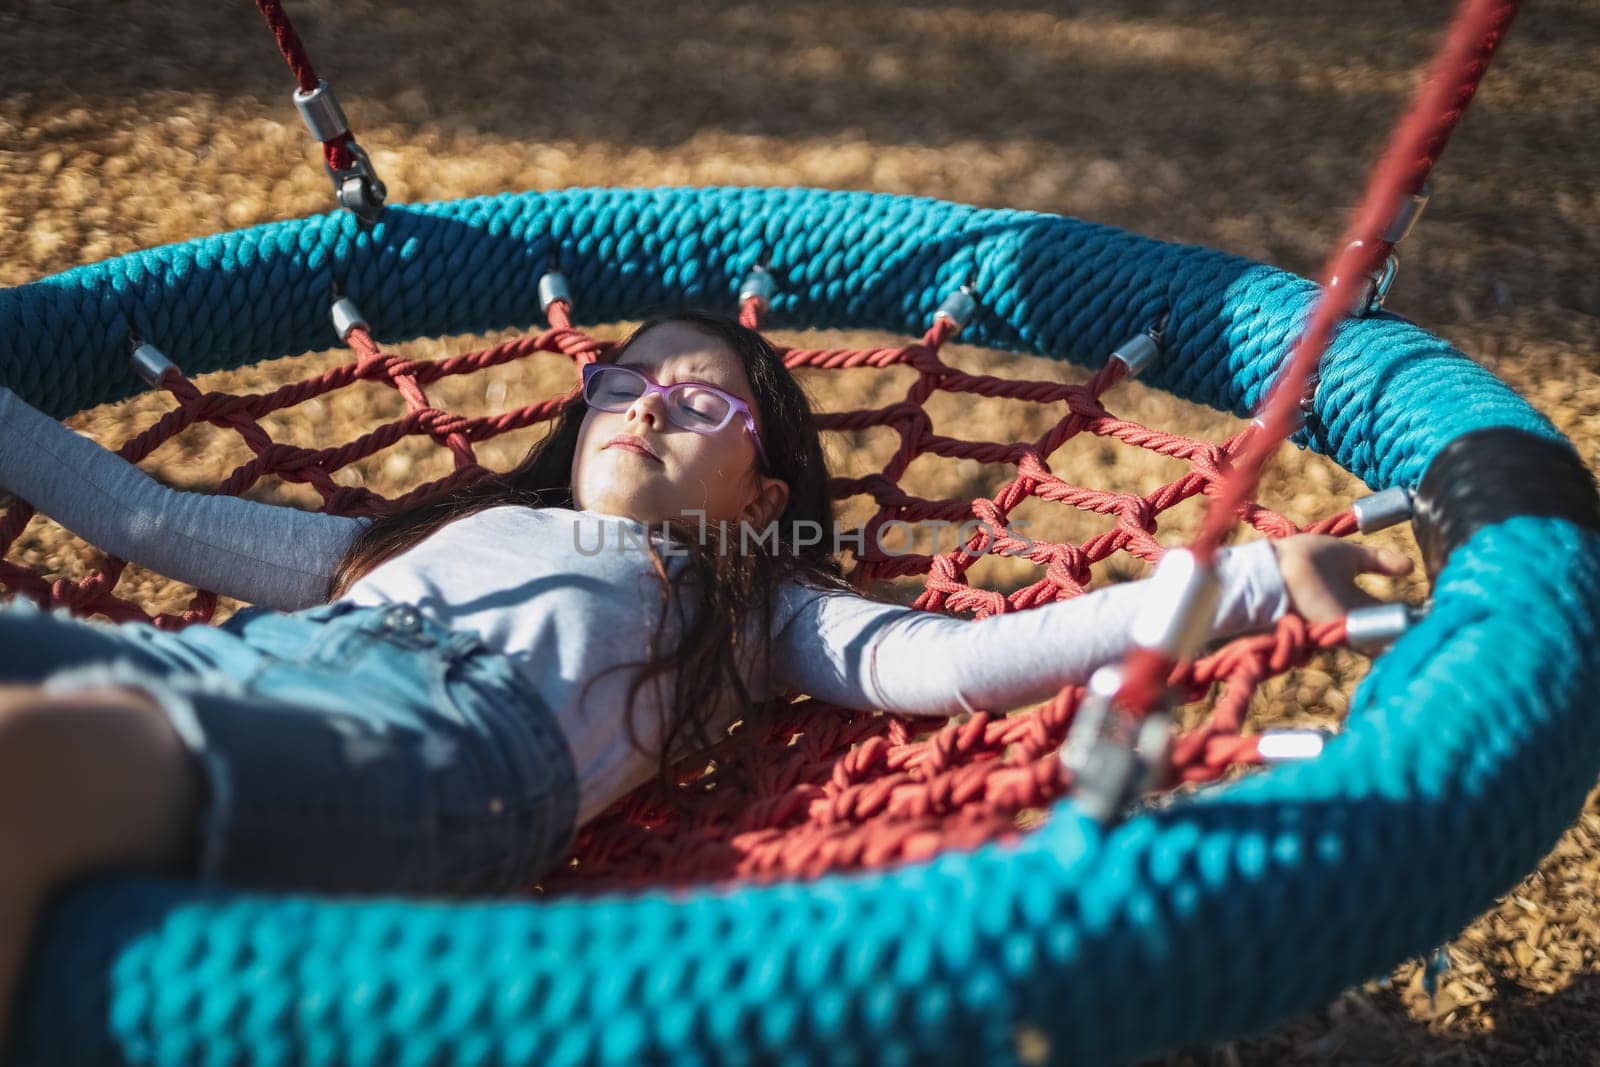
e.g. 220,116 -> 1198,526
0,310 -> 1411,1040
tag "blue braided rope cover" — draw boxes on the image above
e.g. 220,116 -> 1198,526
2,187 -> 1596,1065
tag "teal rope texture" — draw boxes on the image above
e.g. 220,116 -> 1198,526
1,187 -> 1596,1065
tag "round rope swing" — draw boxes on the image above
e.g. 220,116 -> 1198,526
3,0 -> 1599,1062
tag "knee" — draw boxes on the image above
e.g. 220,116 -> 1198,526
0,688 -> 100,804
0,685 -> 201,884
0,684 -> 167,779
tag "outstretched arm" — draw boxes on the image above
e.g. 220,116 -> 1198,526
771,540 -> 1296,717
0,386 -> 369,610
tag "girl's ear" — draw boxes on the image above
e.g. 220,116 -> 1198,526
742,475 -> 790,529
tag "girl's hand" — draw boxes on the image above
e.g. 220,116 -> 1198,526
1269,533 -> 1415,625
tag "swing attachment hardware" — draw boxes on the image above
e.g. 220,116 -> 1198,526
1353,486 -> 1414,532
1109,330 -> 1162,378
130,340 -> 178,388
538,270 -> 573,315
1345,601 -> 1422,652
1062,665 -> 1172,824
1333,182 -> 1432,319
934,284 -> 978,331
1257,727 -> 1334,763
293,80 -> 387,226
739,264 -> 776,311
330,297 -> 369,341
329,141 -> 387,225
293,79 -> 349,141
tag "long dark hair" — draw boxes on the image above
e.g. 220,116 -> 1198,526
328,310 -> 861,801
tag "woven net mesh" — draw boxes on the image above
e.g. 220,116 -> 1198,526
0,293 -> 1366,895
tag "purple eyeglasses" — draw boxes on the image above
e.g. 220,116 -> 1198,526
581,362 -> 769,469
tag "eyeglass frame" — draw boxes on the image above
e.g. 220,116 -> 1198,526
581,361 -> 770,470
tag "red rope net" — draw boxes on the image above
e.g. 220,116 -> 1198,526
0,292 -> 1365,895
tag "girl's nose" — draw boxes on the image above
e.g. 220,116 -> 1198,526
625,393 -> 666,429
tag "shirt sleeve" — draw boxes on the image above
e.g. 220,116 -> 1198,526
0,385 -> 370,610
769,539 -> 1291,716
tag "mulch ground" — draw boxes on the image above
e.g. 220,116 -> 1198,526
3,1 -> 1598,1062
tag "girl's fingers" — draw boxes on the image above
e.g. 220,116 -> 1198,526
1372,547 -> 1414,575
1350,543 -> 1413,576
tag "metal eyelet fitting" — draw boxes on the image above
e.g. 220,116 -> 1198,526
331,297 -> 369,340
1345,601 -> 1420,652
131,342 -> 178,388
1332,183 -> 1428,321
1257,727 -> 1334,763
1109,332 -> 1161,378
293,79 -> 351,142
1352,486 -> 1414,533
1130,548 -> 1222,659
1363,252 -> 1400,315
933,285 -> 977,331
1384,182 -> 1431,246
1062,665 -> 1171,824
739,264 -> 775,309
538,270 -> 573,315
328,141 -> 387,226
1330,241 -> 1399,319
1299,370 -> 1321,416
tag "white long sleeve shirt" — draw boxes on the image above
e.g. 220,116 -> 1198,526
0,387 -> 1291,826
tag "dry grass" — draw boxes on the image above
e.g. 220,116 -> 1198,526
3,1 -> 1598,1061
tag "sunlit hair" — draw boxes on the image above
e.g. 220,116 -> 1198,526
327,310 -> 862,804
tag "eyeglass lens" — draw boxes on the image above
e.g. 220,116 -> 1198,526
585,366 -> 732,430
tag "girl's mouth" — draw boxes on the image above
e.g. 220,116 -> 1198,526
605,435 -> 662,461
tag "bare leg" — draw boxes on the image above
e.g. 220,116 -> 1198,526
0,683 -> 202,1050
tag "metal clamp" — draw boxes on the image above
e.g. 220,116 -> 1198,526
1327,240 -> 1399,318
538,270 -> 573,315
1345,601 -> 1422,652
292,79 -> 386,226
1337,182 -> 1431,319
130,341 -> 178,388
1352,486 -> 1414,533
331,296 -> 369,340
1385,182 -> 1431,246
1257,727 -> 1334,763
933,284 -> 977,331
1359,249 -> 1400,317
1061,665 -> 1172,824
739,264 -> 775,310
293,79 -> 351,142
1108,331 -> 1161,378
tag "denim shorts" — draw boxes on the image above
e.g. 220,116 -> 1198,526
0,595 -> 578,896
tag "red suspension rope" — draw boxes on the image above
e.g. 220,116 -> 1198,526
254,0 -> 352,171
253,0 -> 318,94
1110,0 -> 1522,733
253,0 -> 385,222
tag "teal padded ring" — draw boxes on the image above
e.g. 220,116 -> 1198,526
2,187 -> 1597,1065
